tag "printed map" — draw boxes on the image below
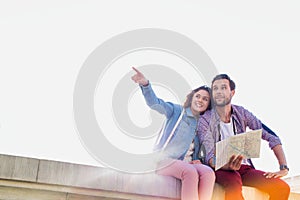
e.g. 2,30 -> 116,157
215,129 -> 262,170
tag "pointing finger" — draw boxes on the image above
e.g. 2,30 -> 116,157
132,67 -> 141,74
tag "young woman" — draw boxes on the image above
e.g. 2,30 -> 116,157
131,67 -> 215,200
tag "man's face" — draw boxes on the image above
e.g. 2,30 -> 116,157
212,79 -> 234,107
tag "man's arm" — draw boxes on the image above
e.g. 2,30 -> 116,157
263,144 -> 289,178
197,114 -> 215,166
241,107 -> 289,177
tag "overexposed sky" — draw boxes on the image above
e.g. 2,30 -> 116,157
0,1 -> 299,177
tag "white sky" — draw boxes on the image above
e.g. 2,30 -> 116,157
0,1 -> 299,177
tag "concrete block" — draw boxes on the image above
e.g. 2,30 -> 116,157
37,160 -> 118,191
66,193 -> 128,200
242,186 -> 269,200
115,172 -> 179,198
0,154 -> 39,182
0,186 -> 66,200
0,154 -> 282,200
288,192 -> 300,200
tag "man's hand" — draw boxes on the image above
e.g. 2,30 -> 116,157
222,155 -> 243,170
263,169 -> 288,178
131,67 -> 149,86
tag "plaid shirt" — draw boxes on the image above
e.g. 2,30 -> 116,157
197,104 -> 282,165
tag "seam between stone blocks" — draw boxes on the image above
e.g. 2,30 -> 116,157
35,160 -> 41,183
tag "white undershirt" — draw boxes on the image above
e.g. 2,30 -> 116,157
183,140 -> 195,163
220,119 -> 250,166
220,120 -> 234,140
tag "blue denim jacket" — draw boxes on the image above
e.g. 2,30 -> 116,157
141,83 -> 200,161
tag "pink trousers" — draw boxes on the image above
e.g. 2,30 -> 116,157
156,159 -> 215,200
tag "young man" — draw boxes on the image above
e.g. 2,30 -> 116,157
198,74 -> 290,200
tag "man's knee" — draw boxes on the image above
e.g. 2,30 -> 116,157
216,171 -> 242,189
277,180 -> 290,197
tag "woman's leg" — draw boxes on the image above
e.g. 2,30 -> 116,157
193,164 -> 216,200
157,159 -> 199,200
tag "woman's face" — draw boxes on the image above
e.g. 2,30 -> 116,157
190,89 -> 210,116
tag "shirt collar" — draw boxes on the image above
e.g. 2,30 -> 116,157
185,107 -> 196,118
230,105 -> 242,128
212,105 -> 237,123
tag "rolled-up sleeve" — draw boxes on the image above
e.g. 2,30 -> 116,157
197,111 -> 215,165
243,107 -> 282,149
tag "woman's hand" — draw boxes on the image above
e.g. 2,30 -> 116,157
131,67 -> 149,86
190,160 -> 202,164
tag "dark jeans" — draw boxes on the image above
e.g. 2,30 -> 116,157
215,165 -> 290,200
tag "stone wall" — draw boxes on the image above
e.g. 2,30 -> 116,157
0,154 -> 296,200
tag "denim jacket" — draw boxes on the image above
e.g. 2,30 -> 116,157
141,83 -> 200,161
197,105 -> 282,165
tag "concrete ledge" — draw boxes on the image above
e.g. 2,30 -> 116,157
0,179 -> 273,200
0,154 -> 39,182
0,179 -> 172,200
0,153 -> 290,200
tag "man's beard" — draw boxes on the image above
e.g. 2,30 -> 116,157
213,97 -> 231,107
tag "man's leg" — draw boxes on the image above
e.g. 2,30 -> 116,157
239,165 -> 290,200
215,169 -> 244,200
156,159 -> 199,200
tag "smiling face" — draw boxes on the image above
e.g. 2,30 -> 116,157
190,89 -> 210,116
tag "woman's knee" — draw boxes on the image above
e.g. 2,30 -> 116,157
181,165 -> 199,180
198,165 -> 215,180
205,167 -> 216,181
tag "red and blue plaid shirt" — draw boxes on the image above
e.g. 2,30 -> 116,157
197,104 -> 282,165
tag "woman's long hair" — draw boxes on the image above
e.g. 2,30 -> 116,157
183,85 -> 212,113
